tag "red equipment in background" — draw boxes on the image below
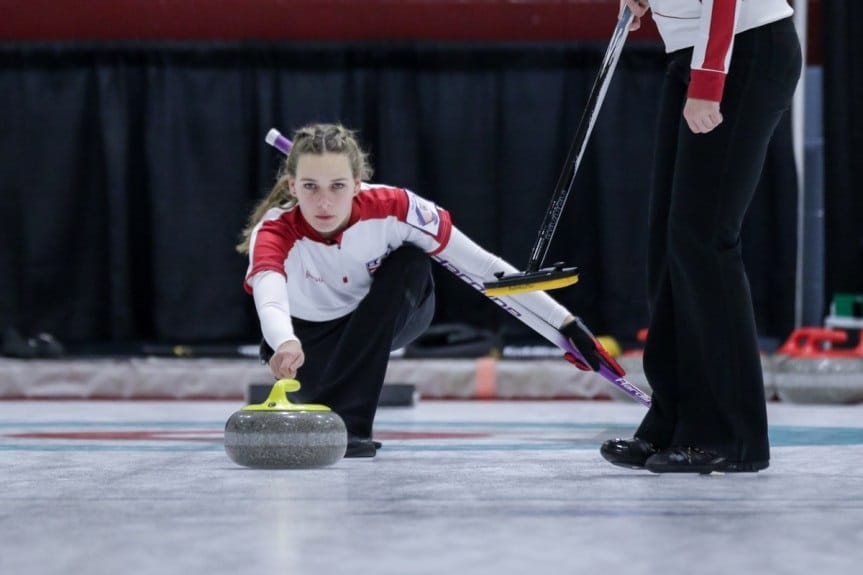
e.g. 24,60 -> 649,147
777,328 -> 863,358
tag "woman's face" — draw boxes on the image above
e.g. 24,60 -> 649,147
290,153 -> 360,238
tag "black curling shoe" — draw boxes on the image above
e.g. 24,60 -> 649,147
345,436 -> 382,458
645,447 -> 769,474
599,437 -> 658,469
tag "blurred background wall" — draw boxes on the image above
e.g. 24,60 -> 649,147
0,0 -> 857,351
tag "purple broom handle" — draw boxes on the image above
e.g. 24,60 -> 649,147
265,128 -> 293,155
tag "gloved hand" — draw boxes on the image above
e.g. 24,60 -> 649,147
561,317 -> 626,377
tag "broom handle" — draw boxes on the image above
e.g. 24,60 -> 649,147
526,6 -> 636,272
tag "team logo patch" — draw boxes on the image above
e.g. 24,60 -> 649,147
406,191 -> 441,236
366,248 -> 393,275
366,257 -> 383,275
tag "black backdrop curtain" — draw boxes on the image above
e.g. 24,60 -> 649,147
0,41 -> 797,348
822,1 -> 863,300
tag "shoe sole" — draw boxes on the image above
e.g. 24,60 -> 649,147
343,452 -> 376,459
713,460 -> 769,473
600,452 -> 649,470
608,461 -> 647,470
646,460 -> 770,474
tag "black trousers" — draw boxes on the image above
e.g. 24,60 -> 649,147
635,18 -> 801,463
269,245 -> 435,438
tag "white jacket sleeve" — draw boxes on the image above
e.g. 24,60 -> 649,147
434,226 -> 573,329
248,271 -> 301,350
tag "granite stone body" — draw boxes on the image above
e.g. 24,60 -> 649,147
224,410 -> 347,469
772,356 -> 863,404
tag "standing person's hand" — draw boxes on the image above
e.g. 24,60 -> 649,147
621,0 -> 649,31
683,98 -> 724,134
269,340 -> 305,379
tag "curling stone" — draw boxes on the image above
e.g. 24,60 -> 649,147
772,328 -> 863,404
224,379 -> 347,469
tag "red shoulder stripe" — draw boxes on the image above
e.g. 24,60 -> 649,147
243,210 -> 300,293
351,185 -> 410,223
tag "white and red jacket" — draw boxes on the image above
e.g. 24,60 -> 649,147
647,0 -> 794,102
245,184 -> 571,350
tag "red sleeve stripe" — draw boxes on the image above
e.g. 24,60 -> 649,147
689,0 -> 739,101
701,0 -> 737,73
428,208 -> 453,255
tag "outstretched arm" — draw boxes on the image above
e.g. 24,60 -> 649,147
248,271 -> 305,379
433,228 -> 635,394
435,227 -> 573,329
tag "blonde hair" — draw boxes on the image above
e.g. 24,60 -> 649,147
236,123 -> 373,254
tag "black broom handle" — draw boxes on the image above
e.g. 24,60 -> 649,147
525,6 -> 636,273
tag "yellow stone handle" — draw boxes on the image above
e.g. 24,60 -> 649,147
242,379 -> 332,412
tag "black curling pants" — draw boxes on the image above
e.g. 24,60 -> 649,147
635,18 -> 801,463
290,245 -> 434,439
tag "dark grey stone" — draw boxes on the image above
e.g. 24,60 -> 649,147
224,410 -> 347,469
